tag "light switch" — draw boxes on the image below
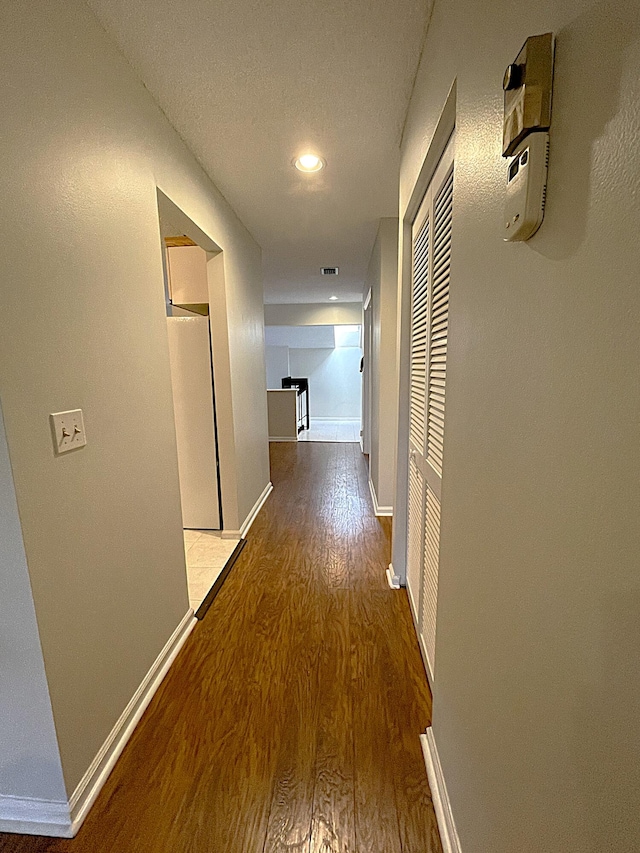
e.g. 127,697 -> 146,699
50,409 -> 87,455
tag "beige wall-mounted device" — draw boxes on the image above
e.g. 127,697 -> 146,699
503,132 -> 549,241
502,33 -> 554,241
503,32 -> 554,157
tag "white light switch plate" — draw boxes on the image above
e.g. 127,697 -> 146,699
50,409 -> 87,455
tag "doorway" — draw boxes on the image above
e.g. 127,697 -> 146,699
157,192 -> 239,612
265,323 -> 362,442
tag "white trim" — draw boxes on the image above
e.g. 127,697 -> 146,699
0,609 -> 196,838
221,481 -> 273,539
0,796 -> 72,838
368,477 -> 393,517
268,436 -> 298,442
420,728 -> 462,853
68,609 -> 196,836
403,81 -> 457,223
386,564 -> 401,589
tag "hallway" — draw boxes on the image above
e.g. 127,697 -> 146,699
0,443 -> 440,853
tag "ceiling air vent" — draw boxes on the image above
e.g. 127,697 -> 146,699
321,267 -> 339,275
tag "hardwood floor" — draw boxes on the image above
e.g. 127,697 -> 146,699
0,443 -> 441,853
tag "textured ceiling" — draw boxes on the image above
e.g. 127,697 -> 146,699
87,0 -> 431,303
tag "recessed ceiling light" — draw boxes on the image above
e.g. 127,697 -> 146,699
294,153 -> 325,173
329,296 -> 338,301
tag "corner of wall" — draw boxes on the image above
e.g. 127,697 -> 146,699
0,401 -> 67,814
206,252 -> 240,530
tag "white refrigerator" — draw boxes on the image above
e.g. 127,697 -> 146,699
166,316 -> 220,530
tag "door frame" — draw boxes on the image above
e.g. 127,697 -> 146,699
390,81 -> 457,592
361,289 -> 372,455
156,189 -> 241,535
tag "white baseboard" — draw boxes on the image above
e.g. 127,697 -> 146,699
0,609 -> 196,838
69,609 -> 196,835
420,728 -> 462,853
0,796 -> 72,838
221,481 -> 273,540
311,417 -> 360,422
268,436 -> 297,442
367,477 -> 393,517
386,564 -> 401,589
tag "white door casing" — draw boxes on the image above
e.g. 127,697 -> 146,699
362,292 -> 372,454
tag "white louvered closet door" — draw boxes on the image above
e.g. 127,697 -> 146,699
406,134 -> 454,683
406,203 -> 429,606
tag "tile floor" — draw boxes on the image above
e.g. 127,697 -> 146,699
297,418 -> 361,442
183,530 -> 239,611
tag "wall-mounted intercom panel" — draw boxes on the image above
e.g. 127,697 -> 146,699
502,32 -> 554,241
503,132 -> 549,241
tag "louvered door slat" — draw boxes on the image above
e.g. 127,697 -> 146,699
409,215 -> 429,454
433,214 -> 452,245
426,166 -> 453,479
431,299 -> 449,320
431,301 -> 449,320
433,244 -> 451,270
421,485 -> 441,672
413,256 -> 429,280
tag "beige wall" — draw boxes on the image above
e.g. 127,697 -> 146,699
264,302 -> 362,326
398,0 -> 640,850
206,252 -> 270,531
0,0 -> 268,798
365,219 -> 398,512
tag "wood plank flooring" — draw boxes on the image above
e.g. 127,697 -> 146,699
0,442 -> 441,853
